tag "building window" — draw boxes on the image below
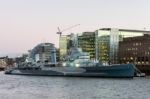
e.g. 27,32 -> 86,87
123,57 -> 126,60
142,61 -> 145,64
145,57 -> 148,61
130,57 -> 133,60
139,42 -> 142,46
135,43 -> 138,46
146,62 -> 149,64
127,48 -> 131,51
135,48 -> 138,50
137,61 -> 141,64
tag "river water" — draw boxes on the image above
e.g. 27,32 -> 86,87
0,71 -> 150,99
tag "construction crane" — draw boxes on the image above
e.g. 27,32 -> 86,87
57,24 -> 80,37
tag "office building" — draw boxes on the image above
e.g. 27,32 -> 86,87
29,43 -> 56,63
98,35 -> 110,64
59,34 -> 75,61
119,34 -> 150,65
97,28 -> 146,64
77,32 -> 98,60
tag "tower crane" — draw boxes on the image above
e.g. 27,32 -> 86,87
57,24 -> 80,37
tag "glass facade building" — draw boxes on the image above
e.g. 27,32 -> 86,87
58,28 -> 147,65
77,32 -> 98,60
98,35 -> 110,64
59,36 -> 69,61
97,28 -> 143,64
59,34 -> 75,61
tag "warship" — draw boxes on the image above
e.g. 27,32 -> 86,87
5,47 -> 144,78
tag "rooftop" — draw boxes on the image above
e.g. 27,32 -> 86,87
99,28 -> 150,33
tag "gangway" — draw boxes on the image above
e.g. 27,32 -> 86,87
133,64 -> 145,77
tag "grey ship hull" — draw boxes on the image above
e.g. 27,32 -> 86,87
5,64 -> 135,78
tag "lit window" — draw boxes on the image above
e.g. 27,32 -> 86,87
146,62 -> 149,64
135,48 -> 137,50
138,62 -> 141,64
139,42 -> 142,46
127,48 -> 131,51
130,57 -> 133,60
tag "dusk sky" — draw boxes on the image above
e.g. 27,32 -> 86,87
0,0 -> 150,57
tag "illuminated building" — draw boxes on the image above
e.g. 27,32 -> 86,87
119,34 -> 150,65
97,28 -> 144,64
98,35 -> 110,64
59,33 -> 75,61
77,32 -> 98,60
59,28 -> 148,66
